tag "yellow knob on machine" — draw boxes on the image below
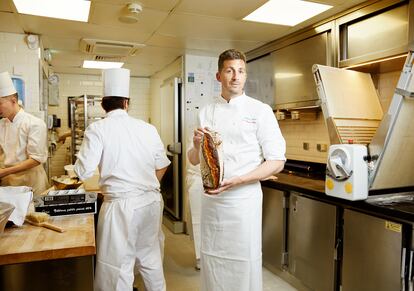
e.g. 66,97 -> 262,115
326,178 -> 334,190
345,182 -> 353,194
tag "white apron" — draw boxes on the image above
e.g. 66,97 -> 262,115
94,191 -> 166,291
187,172 -> 203,260
200,183 -> 263,291
1,164 -> 49,195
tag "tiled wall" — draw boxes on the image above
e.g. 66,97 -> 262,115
279,114 -> 330,163
48,73 -> 151,177
279,69 -> 401,164
0,32 -> 41,114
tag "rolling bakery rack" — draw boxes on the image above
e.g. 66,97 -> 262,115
68,95 -> 104,163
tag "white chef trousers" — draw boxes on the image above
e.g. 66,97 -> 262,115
94,197 -> 166,291
159,197 -> 165,260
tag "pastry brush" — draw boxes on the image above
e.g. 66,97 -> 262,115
25,212 -> 65,233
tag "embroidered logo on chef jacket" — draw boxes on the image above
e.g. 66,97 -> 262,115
241,116 -> 257,124
241,116 -> 258,133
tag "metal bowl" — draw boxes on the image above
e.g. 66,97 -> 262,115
51,177 -> 83,190
0,202 -> 15,234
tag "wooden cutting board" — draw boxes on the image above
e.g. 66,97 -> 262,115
0,214 -> 95,265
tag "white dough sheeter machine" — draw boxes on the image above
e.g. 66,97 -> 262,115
313,51 -> 414,200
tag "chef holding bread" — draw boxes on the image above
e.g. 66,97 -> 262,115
187,49 -> 286,291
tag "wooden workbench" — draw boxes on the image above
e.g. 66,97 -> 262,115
0,214 -> 96,291
0,214 -> 95,265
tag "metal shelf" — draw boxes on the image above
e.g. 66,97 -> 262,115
69,94 -> 104,163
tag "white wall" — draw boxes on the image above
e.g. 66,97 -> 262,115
279,115 -> 330,163
150,57 -> 182,132
48,73 -> 151,176
0,32 -> 41,114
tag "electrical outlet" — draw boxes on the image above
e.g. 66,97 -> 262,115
317,143 -> 328,152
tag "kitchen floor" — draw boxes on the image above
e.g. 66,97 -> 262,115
134,225 -> 298,291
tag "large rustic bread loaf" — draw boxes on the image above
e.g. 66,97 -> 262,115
199,130 -> 224,190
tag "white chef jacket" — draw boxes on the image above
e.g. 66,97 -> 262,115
0,109 -> 48,166
74,109 -> 170,194
198,93 -> 286,183
198,93 -> 286,291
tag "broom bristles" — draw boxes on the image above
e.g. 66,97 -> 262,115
26,212 -> 49,223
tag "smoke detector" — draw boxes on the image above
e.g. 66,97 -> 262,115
119,2 -> 142,24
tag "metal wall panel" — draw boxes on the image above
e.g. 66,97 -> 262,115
272,33 -> 328,109
346,4 -> 408,60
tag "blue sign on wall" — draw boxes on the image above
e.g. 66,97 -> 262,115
12,77 -> 25,107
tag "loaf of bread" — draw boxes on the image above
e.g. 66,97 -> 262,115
199,130 -> 224,190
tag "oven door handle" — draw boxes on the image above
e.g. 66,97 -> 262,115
167,142 -> 182,155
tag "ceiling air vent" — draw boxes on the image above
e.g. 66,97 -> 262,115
80,38 -> 145,56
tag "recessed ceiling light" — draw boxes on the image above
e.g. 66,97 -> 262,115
83,60 -> 124,69
243,0 -> 332,27
13,0 -> 91,22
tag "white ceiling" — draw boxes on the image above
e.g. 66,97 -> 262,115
0,0 -> 368,77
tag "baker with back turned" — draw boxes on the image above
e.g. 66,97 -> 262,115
74,68 -> 170,291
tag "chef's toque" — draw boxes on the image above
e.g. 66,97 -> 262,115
102,68 -> 130,98
0,71 -> 17,98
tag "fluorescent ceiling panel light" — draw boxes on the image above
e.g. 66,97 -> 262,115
243,0 -> 332,26
13,0 -> 91,22
83,60 -> 124,69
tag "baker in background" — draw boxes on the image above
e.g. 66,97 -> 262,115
74,68 -> 170,291
186,155 -> 203,270
188,49 -> 286,291
0,71 -> 49,195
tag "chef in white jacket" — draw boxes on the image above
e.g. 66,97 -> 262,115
188,49 -> 286,291
74,68 -> 170,291
0,71 -> 49,195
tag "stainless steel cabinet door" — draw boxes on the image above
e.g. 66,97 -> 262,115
272,32 -> 328,108
340,3 -> 408,64
262,187 -> 286,273
342,209 -> 402,291
288,192 -> 336,291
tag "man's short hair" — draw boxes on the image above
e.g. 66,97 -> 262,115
218,49 -> 247,71
101,96 -> 129,112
